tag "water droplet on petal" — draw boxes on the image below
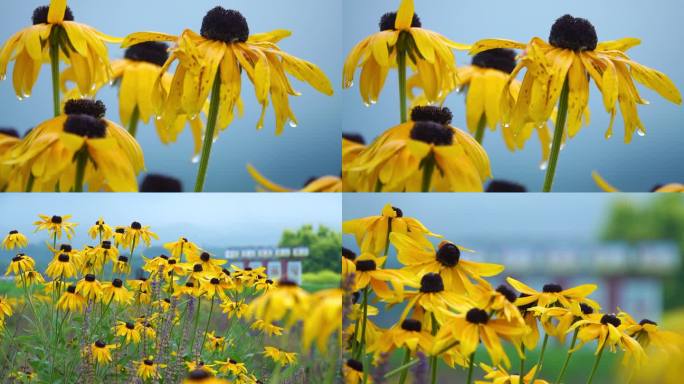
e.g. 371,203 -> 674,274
288,121 -> 298,128
191,154 -> 200,164
637,129 -> 646,137
539,161 -> 548,171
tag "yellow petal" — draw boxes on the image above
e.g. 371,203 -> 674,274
395,0 -> 415,30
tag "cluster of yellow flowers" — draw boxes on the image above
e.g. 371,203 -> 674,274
1,214 -> 341,383
0,0 -> 335,192
341,204 -> 682,384
341,0 -> 682,192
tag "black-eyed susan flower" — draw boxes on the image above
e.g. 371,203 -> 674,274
592,171 -> 684,193
246,164 -> 342,192
88,217 -> 113,241
342,133 -> 366,192
0,0 -> 121,115
478,363 -> 549,384
114,320 -> 141,344
343,359 -> 369,384
57,284 -> 85,312
2,230 -> 29,250
75,273 -> 102,301
343,203 -> 438,255
248,279 -> 309,326
507,277 -> 598,309
263,346 -> 297,366
45,252 -> 77,279
215,358 -> 248,376
472,15 -> 681,191
368,318 -> 434,357
124,221 -> 158,250
347,106 -> 491,192
123,6 -> 333,191
5,253 -> 36,276
435,305 -> 526,367
89,340 -> 115,364
136,357 -> 164,380
343,0 -> 468,121
7,100 -> 144,192
302,288 -> 342,352
392,233 -> 503,294
102,278 -> 133,305
33,214 -> 76,240
164,237 -> 201,260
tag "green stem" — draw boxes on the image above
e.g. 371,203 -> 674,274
398,348 -> 411,384
542,77 -> 569,192
198,296 -> 215,359
474,115 -> 487,144
194,70 -> 222,192
50,32 -> 60,117
128,107 -> 140,137
529,334 -> 549,384
466,352 -> 476,384
74,148 -> 88,192
556,328 -> 579,384
586,343 -> 605,384
421,153 -> 435,192
397,36 -> 407,123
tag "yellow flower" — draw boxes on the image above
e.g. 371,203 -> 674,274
122,6 -> 333,136
507,277 -> 598,309
478,363 -> 549,384
2,230 -> 29,250
75,273 -> 103,301
471,14 -> 681,142
341,133 -> 366,192
45,252 -> 77,279
347,106 -> 491,192
88,217 -> 113,241
343,203 -> 438,255
592,171 -> 684,193
7,101 -> 144,192
343,0 -> 468,105
114,321 -> 142,344
435,304 -> 526,367
6,253 -> 36,276
136,357 -> 164,380
368,318 -> 433,356
303,288 -> 342,352
392,233 -> 503,294
248,279 -> 309,326
164,237 -> 201,260
250,319 -> 283,336
246,164 -> 342,192
33,214 -> 76,240
343,359 -> 371,384
569,313 -> 646,365
57,285 -> 85,312
0,296 -> 13,320
125,221 -> 158,248
215,358 -> 248,376
102,278 -> 133,305
0,0 -> 121,98
263,346 -> 297,366
89,340 -> 116,364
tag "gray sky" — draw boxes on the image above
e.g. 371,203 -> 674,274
0,193 -> 341,248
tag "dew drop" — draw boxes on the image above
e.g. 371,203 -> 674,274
539,161 -> 548,171
191,154 -> 200,164
288,121 -> 298,128
637,129 -> 645,137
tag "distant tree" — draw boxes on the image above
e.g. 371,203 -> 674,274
279,224 -> 341,273
601,195 -> 684,308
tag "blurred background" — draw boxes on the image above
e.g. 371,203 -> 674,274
343,193 -> 684,382
0,0 -> 341,191
0,193 -> 342,292
343,0 -> 684,192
